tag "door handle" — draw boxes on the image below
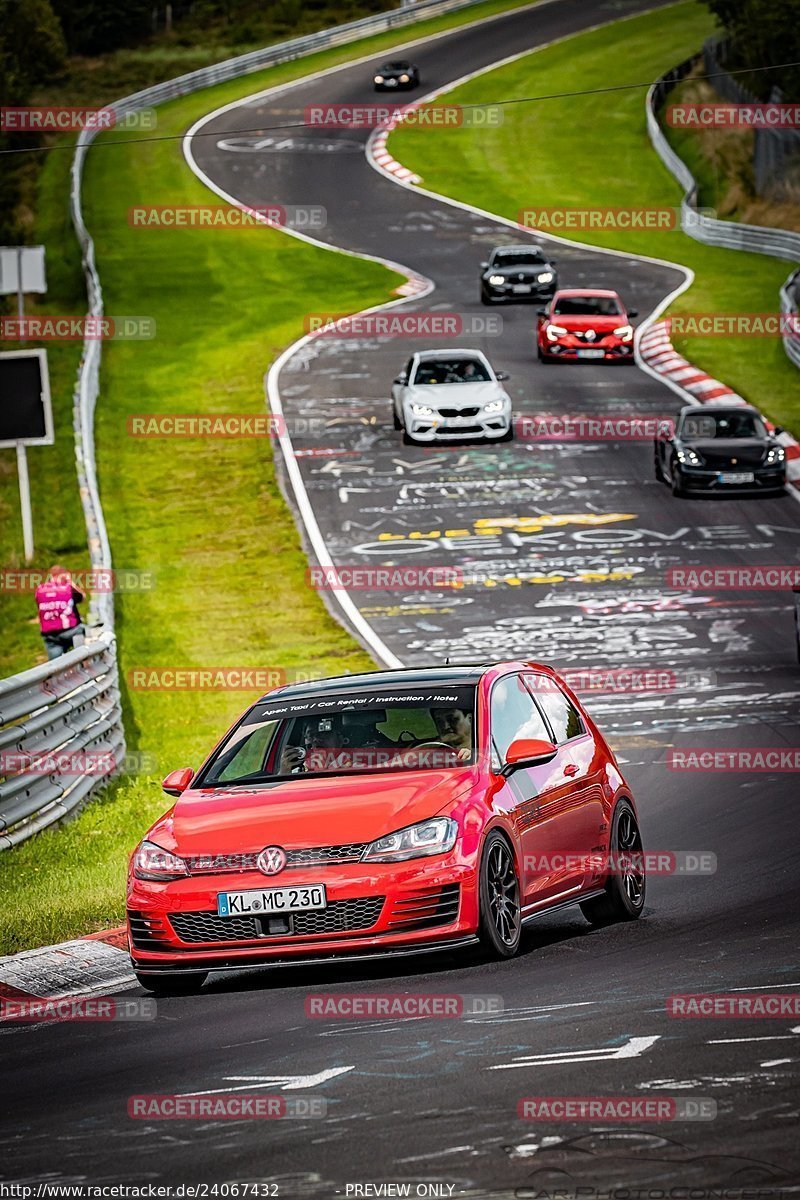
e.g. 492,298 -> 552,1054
563,763 -> 579,777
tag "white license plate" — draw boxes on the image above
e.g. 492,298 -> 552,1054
217,885 -> 326,917
512,284 -> 531,293
577,348 -> 605,359
718,471 -> 754,484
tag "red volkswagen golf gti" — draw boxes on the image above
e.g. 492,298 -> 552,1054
537,288 -> 638,362
128,663 -> 645,992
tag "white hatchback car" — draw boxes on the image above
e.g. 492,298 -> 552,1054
392,349 -> 513,444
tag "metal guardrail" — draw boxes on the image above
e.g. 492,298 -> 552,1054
1,0 -> 497,848
646,58 -> 800,370
0,632 -> 123,849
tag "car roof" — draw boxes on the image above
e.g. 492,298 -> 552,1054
382,60 -> 411,67
553,288 -> 621,298
259,661 -> 557,702
492,244 -> 545,254
413,348 -> 488,361
680,402 -> 760,416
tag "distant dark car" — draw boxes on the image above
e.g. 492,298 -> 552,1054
373,61 -> 419,91
480,245 -> 558,305
654,403 -> 786,497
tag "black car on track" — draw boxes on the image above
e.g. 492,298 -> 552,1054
654,403 -> 787,497
373,61 -> 420,91
480,244 -> 558,305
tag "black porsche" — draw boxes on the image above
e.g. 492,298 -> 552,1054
654,403 -> 786,497
373,60 -> 420,91
480,244 -> 558,305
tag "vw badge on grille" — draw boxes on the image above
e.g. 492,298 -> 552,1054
257,846 -> 287,875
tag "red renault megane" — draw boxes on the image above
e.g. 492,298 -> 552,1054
128,663 -> 645,992
537,288 -> 638,362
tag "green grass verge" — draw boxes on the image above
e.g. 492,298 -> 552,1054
0,0 -> 540,955
388,0 -> 800,435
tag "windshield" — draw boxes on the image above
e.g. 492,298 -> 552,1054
197,685 -> 477,786
552,295 -> 623,317
681,411 -> 766,439
413,358 -> 491,384
493,251 -> 546,266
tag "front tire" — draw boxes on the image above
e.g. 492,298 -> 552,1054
654,452 -> 665,482
135,971 -> 208,995
580,799 -> 645,926
478,831 -> 522,958
393,406 -> 402,431
670,461 -> 684,497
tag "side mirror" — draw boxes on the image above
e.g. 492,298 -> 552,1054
393,375 -> 407,386
501,737 -> 558,775
657,420 -> 674,440
162,767 -> 193,797
495,370 -> 510,381
480,261 -> 489,269
628,309 -> 639,319
774,426 -> 785,436
536,308 -> 547,318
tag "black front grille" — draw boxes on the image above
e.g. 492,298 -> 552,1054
439,407 -> 480,418
185,842 -> 368,875
169,896 -> 385,944
387,884 -> 460,931
128,910 -> 170,949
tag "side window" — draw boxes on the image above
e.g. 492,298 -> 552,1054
490,674 -> 551,765
530,679 -> 583,744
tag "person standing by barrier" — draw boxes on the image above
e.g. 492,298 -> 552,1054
35,566 -> 86,660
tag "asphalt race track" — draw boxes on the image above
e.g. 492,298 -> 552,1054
4,0 -> 800,1193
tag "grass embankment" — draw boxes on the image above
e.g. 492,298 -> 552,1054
0,0 -> 540,954
388,0 -> 800,435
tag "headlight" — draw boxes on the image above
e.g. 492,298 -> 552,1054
677,447 -> 703,466
410,403 -> 435,417
537,272 -> 554,283
488,275 -> 506,285
399,74 -> 410,82
374,75 -> 384,83
483,399 -> 505,413
765,445 -> 785,465
546,323 -> 568,341
133,839 -> 188,881
613,324 -> 634,341
362,817 -> 458,863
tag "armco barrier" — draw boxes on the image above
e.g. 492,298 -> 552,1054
1,0 -> 501,848
646,57 -> 800,370
0,633 -> 123,849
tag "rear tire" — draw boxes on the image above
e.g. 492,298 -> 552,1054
478,831 -> 522,958
393,407 -> 402,431
135,971 -> 208,995
580,799 -> 645,926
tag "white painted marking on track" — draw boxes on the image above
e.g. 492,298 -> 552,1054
489,1034 -> 661,1069
182,1066 -> 354,1095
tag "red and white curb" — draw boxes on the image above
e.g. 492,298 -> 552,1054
372,124 -> 422,185
639,320 -> 800,495
0,927 -> 135,1009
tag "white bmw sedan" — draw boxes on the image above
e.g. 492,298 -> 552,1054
392,349 -> 513,444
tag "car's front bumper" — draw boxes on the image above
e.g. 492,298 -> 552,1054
403,408 -> 511,441
541,337 -> 633,360
128,856 -> 478,971
675,466 -> 786,492
484,281 -> 555,302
